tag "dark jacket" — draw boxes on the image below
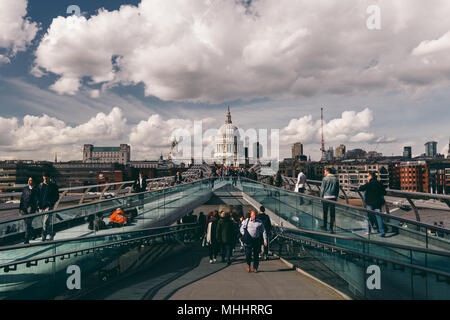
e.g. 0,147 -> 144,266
134,176 -> 147,193
216,216 -> 237,244
359,179 -> 386,209
38,181 -> 59,210
258,213 -> 272,234
19,186 -> 39,214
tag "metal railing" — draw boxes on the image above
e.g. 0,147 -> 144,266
278,175 -> 450,222
0,171 -> 205,212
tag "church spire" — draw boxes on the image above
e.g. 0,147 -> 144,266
225,106 -> 232,124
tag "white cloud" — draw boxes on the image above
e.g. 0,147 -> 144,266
31,0 -> 450,101
280,108 -> 394,148
129,114 -> 216,159
0,0 -> 38,60
412,31 -> 450,56
0,108 -> 128,156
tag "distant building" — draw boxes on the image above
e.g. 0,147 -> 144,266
403,146 -> 412,159
83,144 -> 130,165
425,141 -> 437,158
345,149 -> 367,159
400,161 -> 428,192
329,162 -> 389,190
325,147 -> 334,162
213,107 -> 245,167
335,144 -> 346,159
291,142 -> 304,159
0,161 -> 54,189
367,151 -> 383,159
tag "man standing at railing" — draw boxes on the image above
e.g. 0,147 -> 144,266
320,168 -> 339,234
38,172 -> 59,241
358,172 -> 387,237
19,177 -> 39,244
295,170 -> 307,205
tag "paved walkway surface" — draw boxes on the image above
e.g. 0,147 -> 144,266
83,244 -> 344,300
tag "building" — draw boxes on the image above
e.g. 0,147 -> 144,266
292,142 -> 304,159
403,146 -> 412,159
213,107 -> 245,167
335,144 -> 346,159
279,159 -> 323,181
367,151 -> 383,159
53,162 -> 127,188
399,161 -> 428,192
389,162 -> 401,190
83,144 -> 131,165
0,161 -> 54,189
329,162 -> 390,190
425,141 -> 437,158
325,147 -> 334,162
345,149 -> 367,159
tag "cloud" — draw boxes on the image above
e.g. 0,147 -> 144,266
130,114 -> 216,159
280,108 -> 394,147
412,31 -> 450,56
0,108 -> 128,156
31,0 -> 450,102
0,0 -> 38,60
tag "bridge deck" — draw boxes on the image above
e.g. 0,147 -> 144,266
84,244 -> 346,300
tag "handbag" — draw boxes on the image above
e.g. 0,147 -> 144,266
242,218 -> 254,246
294,184 -> 299,193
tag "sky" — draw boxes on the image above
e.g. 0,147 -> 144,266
0,0 -> 449,162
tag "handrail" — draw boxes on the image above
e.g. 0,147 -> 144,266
0,173 -> 202,199
0,223 -> 200,252
0,225 -> 200,270
274,228 -> 450,279
241,177 -> 450,234
283,177 -> 450,203
272,225 -> 450,257
0,178 -> 211,226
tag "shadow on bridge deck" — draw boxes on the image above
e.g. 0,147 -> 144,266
81,243 -> 347,300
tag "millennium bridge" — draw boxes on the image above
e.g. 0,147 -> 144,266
0,167 -> 449,300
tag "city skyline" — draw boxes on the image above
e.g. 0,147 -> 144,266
0,0 -> 449,162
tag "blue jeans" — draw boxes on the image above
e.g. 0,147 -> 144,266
366,205 -> 384,234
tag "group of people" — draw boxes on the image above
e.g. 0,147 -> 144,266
18,172 -> 59,243
296,167 -> 387,236
201,206 -> 271,273
212,166 -> 258,185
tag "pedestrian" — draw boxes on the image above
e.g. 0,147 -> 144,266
320,168 -> 339,233
295,170 -> 306,205
206,212 -> 219,263
240,209 -> 267,273
257,206 -> 271,260
174,171 -> 183,184
198,211 -> 206,240
134,171 -> 147,193
38,172 -> 59,241
19,176 -> 39,244
216,211 -> 236,265
358,172 -> 387,237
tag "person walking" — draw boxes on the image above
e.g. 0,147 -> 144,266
240,210 -> 267,273
295,170 -> 307,205
19,177 -> 39,244
206,213 -> 219,263
216,212 -> 236,265
38,172 -> 59,241
320,168 -> 339,233
257,206 -> 271,260
359,172 -> 387,237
